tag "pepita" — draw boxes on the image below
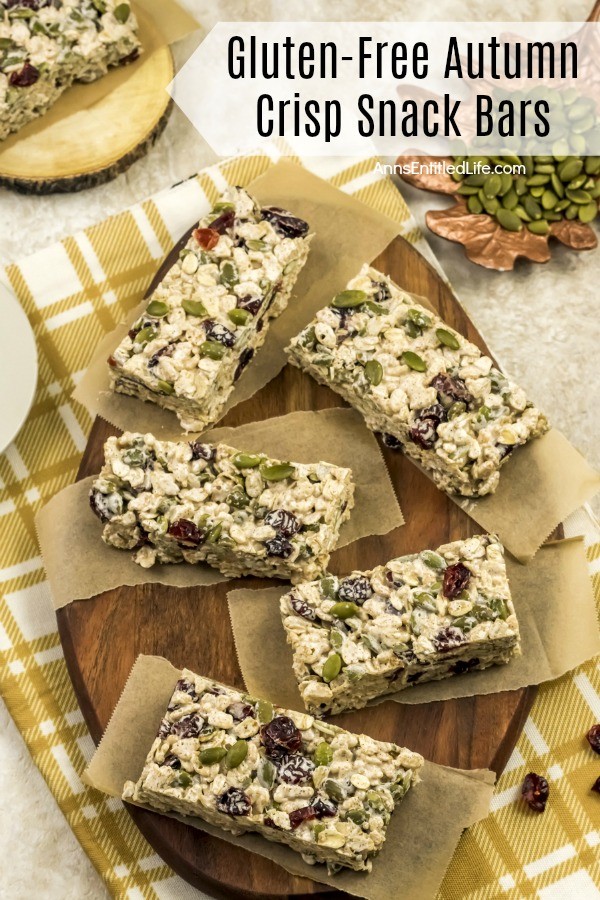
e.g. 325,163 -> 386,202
322,653 -> 342,682
146,300 -> 169,318
332,290 -> 367,308
259,462 -> 295,481
182,299 -> 208,317
364,359 -> 383,386
400,351 -> 426,372
436,328 -> 460,350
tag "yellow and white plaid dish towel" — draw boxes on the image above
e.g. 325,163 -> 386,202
0,150 -> 599,900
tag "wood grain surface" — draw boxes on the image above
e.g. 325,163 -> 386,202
58,234 -> 540,899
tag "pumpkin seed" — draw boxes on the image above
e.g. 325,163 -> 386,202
568,174 -> 587,190
523,196 -> 542,220
199,340 -> 225,360
199,747 -> 227,765
436,328 -> 460,350
558,157 -> 583,182
541,190 -> 558,210
146,300 -> 169,318
565,203 -> 579,219
113,3 -> 131,23
514,205 -> 532,222
232,452 -> 261,469
515,175 -> 528,196
206,523 -> 222,543
421,548 -> 446,569
347,809 -> 368,825
228,308 -> 250,326
526,174 -> 550,187
550,173 -> 565,198
407,308 -> 431,329
578,202 -> 598,223
584,156 -> 600,175
322,653 -> 342,682
225,740 -> 248,769
324,779 -> 345,802
135,326 -> 157,345
366,790 -> 385,810
400,351 -> 426,372
365,301 -> 389,315
448,400 -> 467,418
526,218 -> 550,235
182,299 -> 208,317
457,184 -> 479,196
246,239 -> 268,251
329,629 -> 343,649
220,261 -> 238,288
534,164 -> 555,174
332,290 -> 367,308
464,173 -> 487,187
156,380 -> 174,395
320,576 -> 337,598
258,758 -> 276,789
314,742 -> 334,767
529,186 -> 545,199
501,189 -> 518,210
256,699 -> 273,723
259,462 -> 294,481
177,771 -> 192,788
566,188 -> 592,204
495,209 -> 522,232
499,173 -> 513,196
467,195 -> 483,214
483,197 -> 500,215
554,199 -> 570,212
483,173 -> 502,198
364,359 -> 383,386
329,601 -> 360,620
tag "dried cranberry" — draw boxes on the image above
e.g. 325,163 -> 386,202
382,433 -> 402,450
189,441 -> 215,461
119,48 -> 140,65
497,443 -> 515,460
592,777 -> 600,794
408,416 -> 440,450
148,343 -> 175,368
237,295 -> 262,316
433,626 -> 466,652
277,754 -> 315,784
209,209 -> 236,234
373,281 -> 391,303
265,536 -> 293,558
107,355 -> 118,368
168,519 -> 205,547
261,207 -> 309,238
89,491 -> 106,521
234,348 -> 254,381
289,806 -> 317,829
193,227 -> 220,251
265,509 -> 300,537
385,570 -> 404,587
128,325 -> 141,340
157,718 -> 171,739
228,701 -> 253,721
217,787 -> 251,816
9,62 -> 40,87
451,658 -> 480,675
160,754 -> 181,769
263,816 -> 279,828
420,403 -> 447,424
170,714 -> 203,739
443,562 -> 471,599
260,716 -> 302,758
338,576 -> 372,605
174,678 -> 198,698
521,772 -> 549,812
586,724 -> 600,754
431,373 -> 473,406
290,594 -> 316,621
204,320 -> 235,348
312,797 -> 337,818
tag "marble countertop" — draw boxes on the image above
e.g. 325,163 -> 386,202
0,1 -> 598,898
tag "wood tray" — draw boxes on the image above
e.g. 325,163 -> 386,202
58,233 -> 540,899
0,5 -> 173,195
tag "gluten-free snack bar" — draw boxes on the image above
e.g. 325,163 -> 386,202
89,432 -> 354,582
123,668 -> 423,873
280,534 -> 520,715
108,188 -> 312,432
287,265 -> 548,497
0,0 -> 141,141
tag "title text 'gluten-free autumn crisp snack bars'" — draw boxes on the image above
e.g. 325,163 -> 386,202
89,432 -> 354,583
287,265 -> 548,497
123,668 -> 423,873
0,0 -> 141,141
108,187 -> 312,432
280,534 -> 520,715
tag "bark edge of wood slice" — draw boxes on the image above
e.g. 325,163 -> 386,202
58,232 -> 549,899
0,7 -> 174,195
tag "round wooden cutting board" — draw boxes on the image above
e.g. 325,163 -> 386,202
0,6 -> 173,194
58,234 -> 540,899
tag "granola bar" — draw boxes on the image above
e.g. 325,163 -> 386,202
123,668 -> 423,873
89,432 -> 354,582
108,188 -> 312,432
280,534 -> 520,715
0,0 -> 141,142
287,265 -> 548,497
